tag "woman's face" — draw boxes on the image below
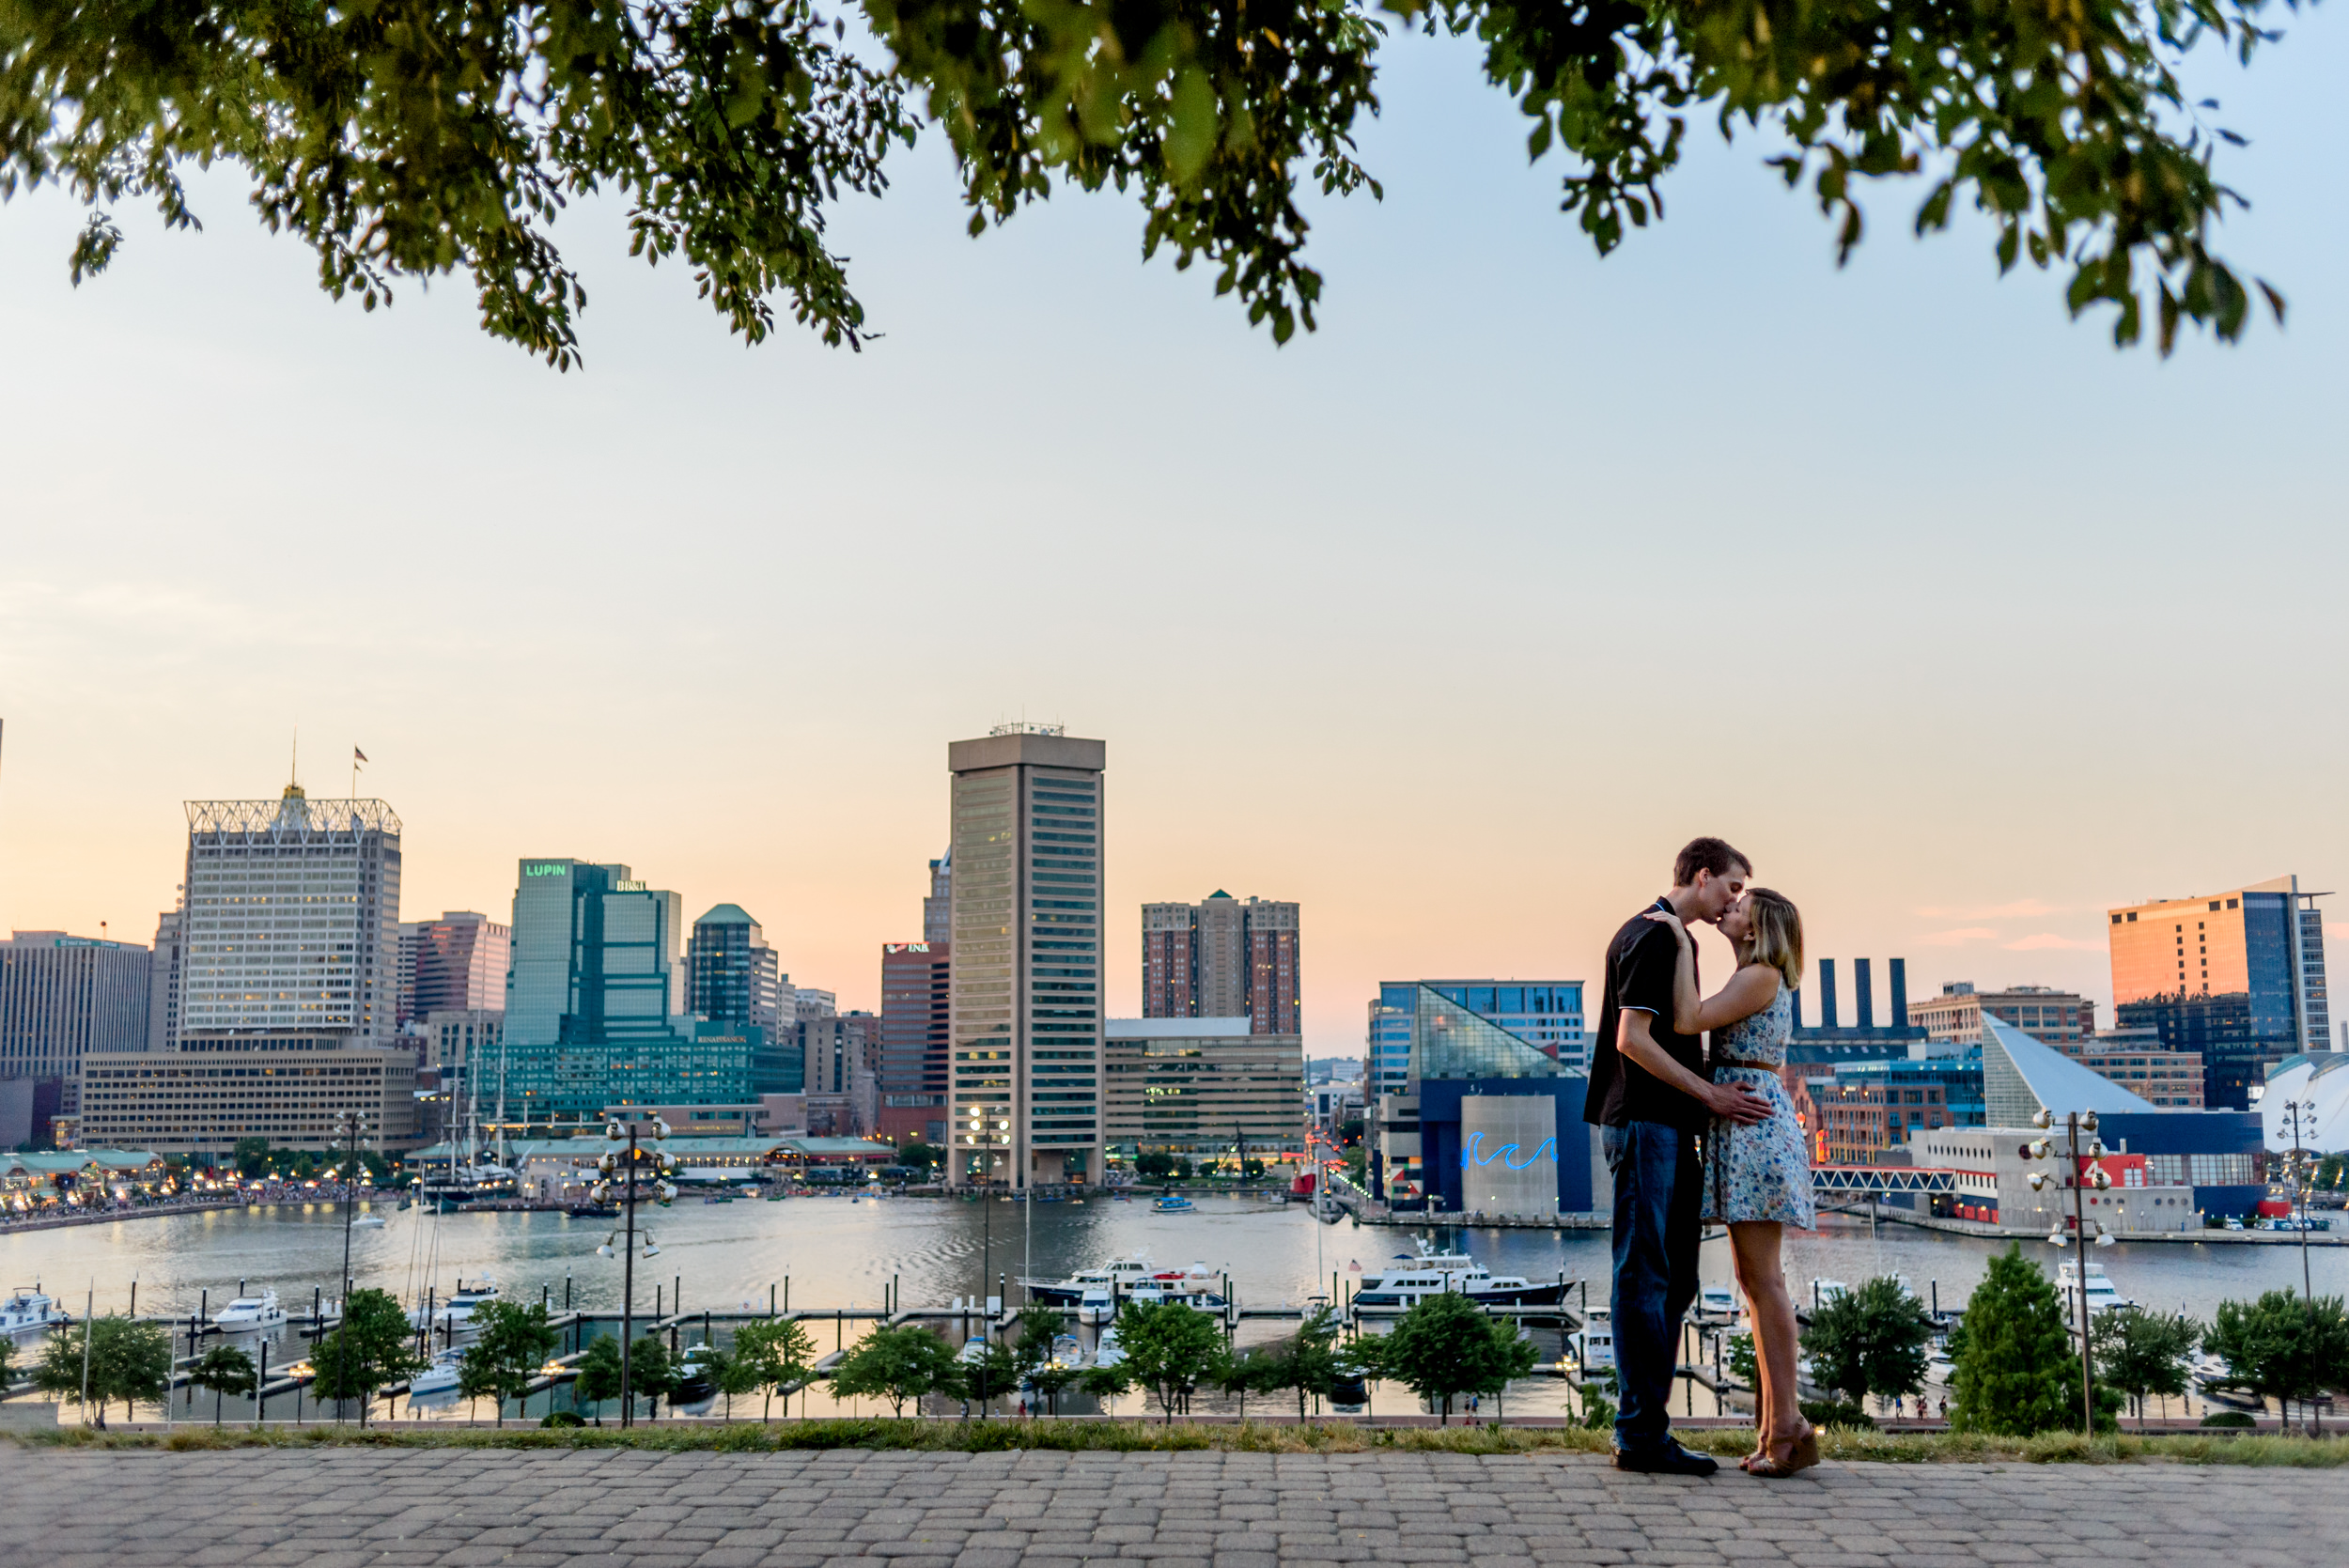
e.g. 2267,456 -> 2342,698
1719,894 -> 1754,945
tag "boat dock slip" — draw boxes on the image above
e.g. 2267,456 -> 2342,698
0,1445 -> 2335,1568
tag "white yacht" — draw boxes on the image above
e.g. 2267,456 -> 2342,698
1125,1277 -> 1231,1312
212,1290 -> 288,1331
2057,1262 -> 2137,1316
1075,1283 -> 1116,1325
412,1279 -> 501,1327
1349,1240 -> 1569,1313
1568,1307 -> 1615,1372
1808,1279 -> 1849,1310
0,1285 -> 68,1333
1694,1283 -> 1738,1321
407,1354 -> 465,1395
1091,1327 -> 1123,1369
1023,1257 -> 1153,1306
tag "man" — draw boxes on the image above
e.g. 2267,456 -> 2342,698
1587,836 -> 1773,1474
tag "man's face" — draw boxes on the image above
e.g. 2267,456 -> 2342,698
1690,864 -> 1750,924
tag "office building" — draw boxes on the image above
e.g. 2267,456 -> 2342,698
1103,1017 -> 1304,1162
1,932 -> 152,1115
923,852 -> 952,946
879,941 -> 950,1145
398,911 -> 510,1027
946,725 -> 1104,1188
1369,984 -> 1591,1217
1808,1079 -> 1952,1166
178,785 -> 402,1048
2074,1029 -> 2203,1108
146,910 -> 185,1051
2110,877 -> 2333,1109
77,1036 -> 417,1156
503,860 -> 751,1119
688,906 -> 783,1035
419,1008 -> 504,1099
1909,982 -> 2095,1046
1367,980 -> 1584,1093
1142,893 -> 1301,1033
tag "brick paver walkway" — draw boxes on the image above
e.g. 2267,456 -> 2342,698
0,1447 -> 2325,1568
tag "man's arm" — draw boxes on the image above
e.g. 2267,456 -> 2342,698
1617,1009 -> 1769,1125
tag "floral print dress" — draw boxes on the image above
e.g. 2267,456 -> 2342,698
1701,976 -> 1817,1228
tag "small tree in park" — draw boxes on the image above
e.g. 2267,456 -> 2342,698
1357,1291 -> 1535,1425
311,1288 -> 426,1427
1949,1245 -> 2116,1436
732,1317 -> 819,1421
1113,1299 -> 1230,1424
2092,1311 -> 2201,1427
2206,1292 -> 2349,1436
828,1324 -> 965,1419
1801,1276 -> 1935,1410
34,1317 -> 172,1428
459,1299 -> 560,1426
188,1343 -> 257,1426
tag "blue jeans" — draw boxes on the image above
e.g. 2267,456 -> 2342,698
1604,1120 -> 1702,1452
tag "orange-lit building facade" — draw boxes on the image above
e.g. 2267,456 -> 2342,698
2108,877 -> 2331,1110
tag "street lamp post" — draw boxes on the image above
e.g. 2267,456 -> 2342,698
2020,1106 -> 2113,1435
2279,1098 -> 2317,1304
590,1116 -> 676,1428
334,1110 -> 370,1320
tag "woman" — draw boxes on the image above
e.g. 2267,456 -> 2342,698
1648,887 -> 1817,1478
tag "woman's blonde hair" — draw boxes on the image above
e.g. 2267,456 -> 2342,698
1745,887 -> 1804,989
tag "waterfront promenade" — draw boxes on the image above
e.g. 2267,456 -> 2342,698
1,1446 -> 2330,1568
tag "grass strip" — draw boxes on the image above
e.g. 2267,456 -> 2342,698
7,1419 -> 2348,1465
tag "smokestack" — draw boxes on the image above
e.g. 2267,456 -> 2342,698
1819,959 -> 1838,1030
1855,958 -> 1875,1030
1890,958 -> 1909,1030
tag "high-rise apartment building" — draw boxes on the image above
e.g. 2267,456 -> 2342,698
879,941 -> 950,1145
2109,877 -> 2332,1109
1366,980 -> 1585,1091
0,932 -> 151,1114
178,785 -> 401,1048
947,725 -> 1104,1188
398,912 -> 510,1026
503,860 -> 751,1118
1909,983 -> 2096,1046
1141,893 -> 1301,1034
146,910 -> 185,1051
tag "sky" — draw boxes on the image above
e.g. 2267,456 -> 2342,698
2,19 -> 2345,1059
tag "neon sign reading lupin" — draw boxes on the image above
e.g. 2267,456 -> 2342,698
1462,1132 -> 1556,1172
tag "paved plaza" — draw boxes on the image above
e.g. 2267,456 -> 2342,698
0,1446 -> 2331,1568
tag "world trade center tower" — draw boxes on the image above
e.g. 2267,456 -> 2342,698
945,725 -> 1105,1189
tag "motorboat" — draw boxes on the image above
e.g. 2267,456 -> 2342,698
1091,1327 -> 1123,1369
672,1344 -> 719,1403
213,1290 -> 288,1331
1693,1283 -> 1738,1321
2057,1262 -> 2137,1316
1153,1195 -> 1196,1213
408,1355 -> 465,1395
351,1214 -> 386,1229
1124,1278 -> 1231,1312
1808,1279 -> 1849,1310
1328,1371 -> 1369,1408
1567,1307 -> 1616,1373
0,1286 -> 69,1333
1348,1239 -> 1571,1312
1045,1334 -> 1084,1373
412,1278 -> 501,1328
1075,1284 -> 1116,1325
1022,1257 -> 1153,1306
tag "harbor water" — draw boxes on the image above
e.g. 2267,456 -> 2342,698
5,1193 -> 2341,1424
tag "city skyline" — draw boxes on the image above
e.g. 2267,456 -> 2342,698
0,743 -> 2339,1063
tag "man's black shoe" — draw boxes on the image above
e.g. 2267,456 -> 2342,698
1611,1441 -> 1719,1476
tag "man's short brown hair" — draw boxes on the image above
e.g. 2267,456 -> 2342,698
1672,837 -> 1750,888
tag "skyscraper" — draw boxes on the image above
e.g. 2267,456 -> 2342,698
0,931 -> 150,1114
1141,893 -> 1301,1034
400,911 -> 511,1024
687,905 -> 783,1036
923,852 -> 952,946
2109,877 -> 2333,1110
145,909 -> 184,1051
879,941 -> 950,1144
947,725 -> 1104,1188
503,860 -> 750,1118
178,784 -> 401,1048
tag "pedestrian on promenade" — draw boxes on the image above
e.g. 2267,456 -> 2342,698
1647,884 -> 1818,1478
1587,837 -> 1770,1477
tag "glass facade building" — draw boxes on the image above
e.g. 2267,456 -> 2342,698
1367,979 -> 1583,1093
504,860 -> 751,1118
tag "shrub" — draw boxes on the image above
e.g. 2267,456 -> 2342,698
1948,1245 -> 2115,1436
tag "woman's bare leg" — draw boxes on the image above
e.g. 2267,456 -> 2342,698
1730,1220 -> 1800,1443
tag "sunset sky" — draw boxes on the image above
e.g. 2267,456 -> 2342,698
3,21 -> 2343,1059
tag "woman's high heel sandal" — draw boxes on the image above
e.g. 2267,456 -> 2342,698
1746,1424 -> 1820,1479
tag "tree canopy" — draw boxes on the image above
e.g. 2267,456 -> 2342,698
2205,1291 -> 2349,1436
1800,1275 -> 1933,1409
828,1323 -> 965,1417
459,1299 -> 562,1425
1947,1245 -> 2115,1436
1,0 -> 2297,366
1359,1289 -> 1536,1423
33,1316 -> 172,1428
732,1316 -> 821,1420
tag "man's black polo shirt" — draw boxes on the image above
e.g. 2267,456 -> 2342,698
1585,897 -> 1709,1134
